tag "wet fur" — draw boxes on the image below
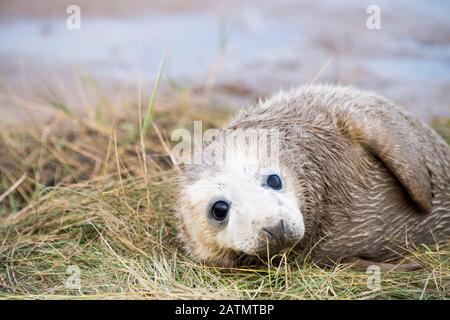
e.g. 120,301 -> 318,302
176,84 -> 450,267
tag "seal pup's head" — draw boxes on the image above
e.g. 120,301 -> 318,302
176,130 -> 305,266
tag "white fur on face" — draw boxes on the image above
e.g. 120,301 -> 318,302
182,153 -> 305,257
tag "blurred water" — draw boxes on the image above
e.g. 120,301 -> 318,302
0,12 -> 302,82
0,0 -> 449,120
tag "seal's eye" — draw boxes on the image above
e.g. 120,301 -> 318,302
266,174 -> 282,190
211,201 -> 229,221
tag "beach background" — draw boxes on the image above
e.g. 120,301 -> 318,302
1,0 -> 450,122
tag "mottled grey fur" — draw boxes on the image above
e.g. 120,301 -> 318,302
177,84 -> 450,267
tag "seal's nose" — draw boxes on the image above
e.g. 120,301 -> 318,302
262,219 -> 287,250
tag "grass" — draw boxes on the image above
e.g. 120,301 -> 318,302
0,81 -> 449,300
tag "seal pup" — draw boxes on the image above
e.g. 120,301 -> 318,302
176,84 -> 450,270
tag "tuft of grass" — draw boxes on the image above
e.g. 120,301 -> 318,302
432,118 -> 450,144
1,172 -> 448,299
140,40 -> 169,144
0,84 -> 449,299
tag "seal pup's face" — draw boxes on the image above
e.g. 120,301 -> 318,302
177,151 -> 305,266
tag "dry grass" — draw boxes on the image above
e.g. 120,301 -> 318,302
0,83 -> 449,300
432,118 -> 450,144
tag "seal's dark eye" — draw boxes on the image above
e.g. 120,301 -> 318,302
266,174 -> 282,190
211,201 -> 229,221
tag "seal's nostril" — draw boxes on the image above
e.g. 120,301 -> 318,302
262,219 -> 286,243
262,219 -> 285,241
262,228 -> 273,239
259,219 -> 291,255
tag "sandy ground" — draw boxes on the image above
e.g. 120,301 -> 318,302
0,0 -> 212,18
0,0 -> 449,123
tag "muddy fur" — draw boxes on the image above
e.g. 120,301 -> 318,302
176,84 -> 450,267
